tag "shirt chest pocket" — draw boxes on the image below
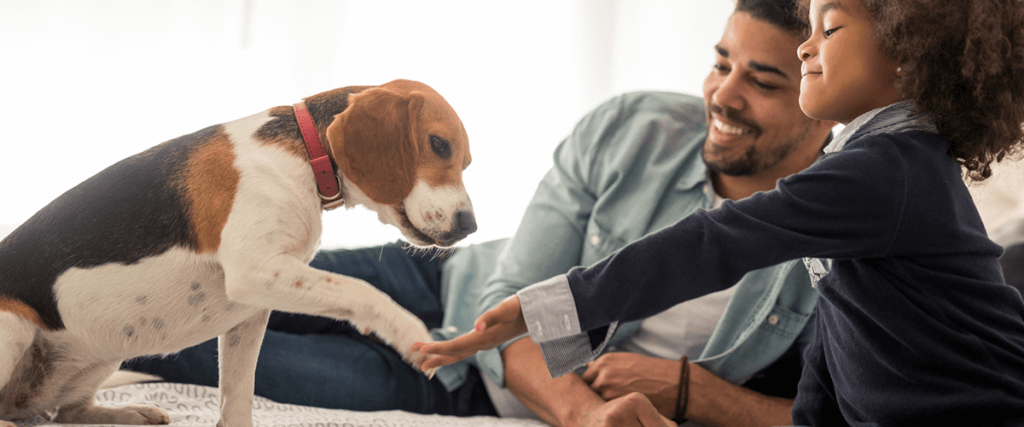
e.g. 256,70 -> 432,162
581,218 -> 629,266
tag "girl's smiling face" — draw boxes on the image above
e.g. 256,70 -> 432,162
797,0 -> 903,124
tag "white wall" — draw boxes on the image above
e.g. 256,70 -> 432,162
0,1 -> 749,248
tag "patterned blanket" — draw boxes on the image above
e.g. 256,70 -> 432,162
14,383 -> 547,427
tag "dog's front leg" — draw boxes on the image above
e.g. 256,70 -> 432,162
215,310 -> 270,427
221,255 -> 435,375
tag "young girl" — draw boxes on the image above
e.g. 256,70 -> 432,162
417,0 -> 1024,425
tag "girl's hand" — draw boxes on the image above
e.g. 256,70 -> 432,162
412,295 -> 527,371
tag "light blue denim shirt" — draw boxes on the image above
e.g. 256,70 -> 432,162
432,92 -> 819,391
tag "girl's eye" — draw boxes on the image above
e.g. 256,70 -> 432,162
824,27 -> 840,38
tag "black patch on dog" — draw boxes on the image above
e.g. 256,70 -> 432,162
188,292 -> 206,305
0,126 -> 220,330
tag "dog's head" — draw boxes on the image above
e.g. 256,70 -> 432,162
324,79 -> 476,247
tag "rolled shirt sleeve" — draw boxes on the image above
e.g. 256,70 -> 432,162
518,274 -> 619,377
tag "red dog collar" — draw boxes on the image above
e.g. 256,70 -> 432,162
293,101 -> 344,209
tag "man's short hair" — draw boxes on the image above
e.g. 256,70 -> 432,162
735,0 -> 808,37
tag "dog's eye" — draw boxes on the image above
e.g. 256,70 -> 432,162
430,136 -> 452,159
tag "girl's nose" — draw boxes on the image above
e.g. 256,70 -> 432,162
797,39 -> 815,62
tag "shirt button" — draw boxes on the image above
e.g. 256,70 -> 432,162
590,234 -> 600,246
767,314 -> 780,325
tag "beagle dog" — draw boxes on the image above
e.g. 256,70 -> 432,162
0,79 -> 475,426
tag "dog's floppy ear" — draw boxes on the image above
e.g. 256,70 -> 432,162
327,87 -> 423,205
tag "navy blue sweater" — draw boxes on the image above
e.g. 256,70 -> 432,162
567,130 -> 1024,425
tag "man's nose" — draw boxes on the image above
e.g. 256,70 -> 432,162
713,73 -> 747,112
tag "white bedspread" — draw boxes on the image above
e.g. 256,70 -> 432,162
13,383 -> 548,427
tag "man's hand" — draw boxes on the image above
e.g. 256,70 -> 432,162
413,295 -> 527,371
582,353 -> 682,418
578,393 -> 674,427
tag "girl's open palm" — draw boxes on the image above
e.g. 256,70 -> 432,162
412,295 -> 528,371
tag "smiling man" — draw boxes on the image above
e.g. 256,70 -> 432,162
124,0 -> 834,425
702,11 -> 828,201
453,2 -> 835,425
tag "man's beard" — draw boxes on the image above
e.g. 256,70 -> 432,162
701,103 -> 815,177
702,140 -> 799,176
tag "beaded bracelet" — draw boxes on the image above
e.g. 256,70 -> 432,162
674,355 -> 690,424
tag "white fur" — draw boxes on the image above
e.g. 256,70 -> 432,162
0,105 -> 471,426
404,180 -> 474,241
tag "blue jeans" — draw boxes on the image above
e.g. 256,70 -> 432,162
122,242 -> 495,416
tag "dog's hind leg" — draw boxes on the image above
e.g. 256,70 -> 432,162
215,309 -> 270,427
51,362 -> 170,425
0,312 -> 35,427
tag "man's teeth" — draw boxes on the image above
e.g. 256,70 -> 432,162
713,118 -> 751,136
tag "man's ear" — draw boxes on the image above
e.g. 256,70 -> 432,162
326,87 -> 423,205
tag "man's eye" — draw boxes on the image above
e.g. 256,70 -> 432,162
713,63 -> 729,73
754,80 -> 779,91
430,135 -> 451,159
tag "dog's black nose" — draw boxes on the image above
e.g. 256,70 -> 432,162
456,210 -> 477,237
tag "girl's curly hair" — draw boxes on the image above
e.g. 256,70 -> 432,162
799,0 -> 1024,180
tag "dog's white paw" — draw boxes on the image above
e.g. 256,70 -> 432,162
364,306 -> 438,377
54,404 -> 170,425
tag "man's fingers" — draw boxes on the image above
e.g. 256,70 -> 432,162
580,393 -> 672,427
622,393 -> 671,427
582,363 -> 597,384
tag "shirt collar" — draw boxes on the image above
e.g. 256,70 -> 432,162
677,131 -> 713,191
824,100 -> 938,154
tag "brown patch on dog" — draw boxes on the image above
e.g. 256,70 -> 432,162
381,80 -> 471,189
184,129 -> 240,253
326,85 -> 421,205
0,330 -> 54,417
0,297 -> 48,330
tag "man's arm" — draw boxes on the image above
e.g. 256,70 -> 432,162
502,338 -> 606,427
583,352 -> 792,426
420,292 -> 796,427
685,362 -> 793,427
